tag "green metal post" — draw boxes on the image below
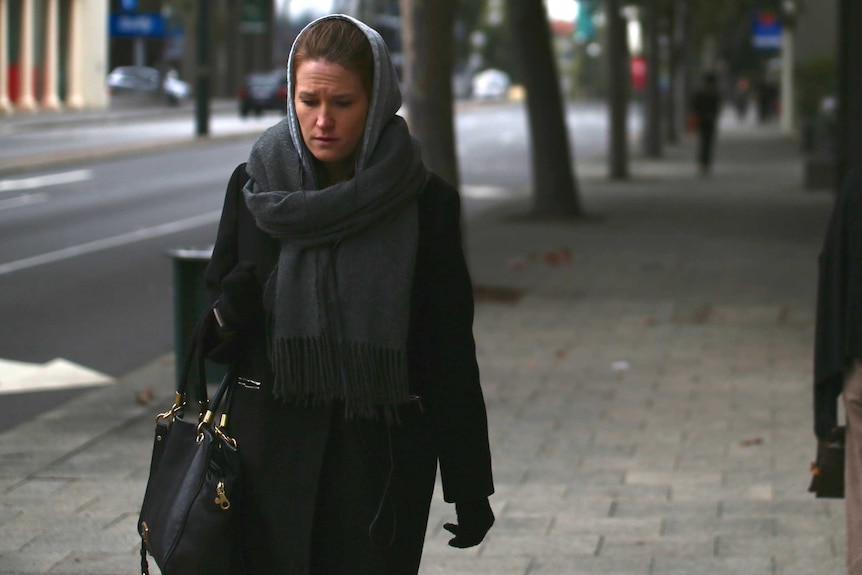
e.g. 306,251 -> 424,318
195,0 -> 210,137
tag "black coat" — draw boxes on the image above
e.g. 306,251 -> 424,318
814,167 -> 862,439
204,163 -> 494,574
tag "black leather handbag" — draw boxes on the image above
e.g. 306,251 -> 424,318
809,426 -> 846,499
138,312 -> 240,575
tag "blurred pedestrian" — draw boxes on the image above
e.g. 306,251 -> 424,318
203,14 -> 494,575
691,72 -> 721,176
733,76 -> 750,122
757,80 -> 778,123
814,166 -> 862,575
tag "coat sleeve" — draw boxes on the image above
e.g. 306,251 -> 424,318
205,164 -> 248,302
410,175 -> 494,503
202,163 -> 248,361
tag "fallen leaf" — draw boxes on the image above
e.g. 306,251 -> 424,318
508,257 -> 528,271
740,437 -> 763,447
544,251 -> 562,266
136,387 -> 154,406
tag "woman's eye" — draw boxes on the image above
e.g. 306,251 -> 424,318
335,100 -> 353,108
299,99 -> 317,107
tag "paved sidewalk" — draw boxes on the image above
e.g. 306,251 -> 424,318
0,116 -> 845,574
0,99 -> 268,175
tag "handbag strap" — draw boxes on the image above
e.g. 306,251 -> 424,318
197,363 -> 239,442
141,544 -> 149,575
159,305 -> 215,424
208,363 -> 237,414
171,306 -> 214,418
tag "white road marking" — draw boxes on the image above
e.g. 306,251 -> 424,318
0,192 -> 48,211
0,209 -> 222,276
0,357 -> 114,394
0,169 -> 93,193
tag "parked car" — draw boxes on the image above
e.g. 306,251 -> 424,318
162,69 -> 192,104
471,68 -> 511,101
106,65 -> 191,106
238,70 -> 288,117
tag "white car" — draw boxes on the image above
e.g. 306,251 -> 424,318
471,69 -> 511,100
107,66 -> 191,106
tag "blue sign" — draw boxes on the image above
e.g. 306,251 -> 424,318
120,0 -> 138,12
751,11 -> 782,50
110,13 -> 165,38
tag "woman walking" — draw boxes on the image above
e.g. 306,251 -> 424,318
204,14 -> 494,574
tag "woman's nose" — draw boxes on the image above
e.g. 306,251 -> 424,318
316,109 -> 334,129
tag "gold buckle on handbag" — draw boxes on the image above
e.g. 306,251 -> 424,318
156,392 -> 185,426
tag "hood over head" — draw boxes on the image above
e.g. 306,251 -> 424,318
285,13 -> 402,183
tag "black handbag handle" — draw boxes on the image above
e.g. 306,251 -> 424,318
160,306 -> 217,424
197,362 -> 239,449
200,363 -> 237,425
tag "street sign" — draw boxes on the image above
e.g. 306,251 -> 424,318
109,13 -> 166,38
752,11 -> 782,50
241,0 -> 267,34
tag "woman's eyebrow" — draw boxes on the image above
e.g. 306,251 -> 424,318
296,88 -> 358,99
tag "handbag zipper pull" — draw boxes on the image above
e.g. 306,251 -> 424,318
214,480 -> 231,510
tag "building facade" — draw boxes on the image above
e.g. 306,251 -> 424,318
1,0 -> 108,113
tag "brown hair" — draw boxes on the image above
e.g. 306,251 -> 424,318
292,18 -> 374,99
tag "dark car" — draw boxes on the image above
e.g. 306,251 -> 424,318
238,70 -> 288,117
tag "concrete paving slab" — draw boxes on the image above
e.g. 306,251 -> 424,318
0,552 -> 69,575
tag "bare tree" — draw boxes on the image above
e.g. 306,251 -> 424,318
505,0 -> 582,217
398,0 -> 459,186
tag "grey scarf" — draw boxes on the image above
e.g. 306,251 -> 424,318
244,117 -> 425,418
243,15 -> 427,419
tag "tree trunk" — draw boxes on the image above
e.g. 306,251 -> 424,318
642,0 -> 662,158
607,0 -> 629,179
837,0 -> 862,188
505,0 -> 581,217
398,0 -> 459,186
679,0 -> 693,134
665,0 -> 679,145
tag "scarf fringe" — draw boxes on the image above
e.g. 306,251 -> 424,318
270,336 -> 411,421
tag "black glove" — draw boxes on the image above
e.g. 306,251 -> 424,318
443,498 -> 494,548
215,262 -> 262,331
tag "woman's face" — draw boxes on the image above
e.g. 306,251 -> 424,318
294,59 -> 370,175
